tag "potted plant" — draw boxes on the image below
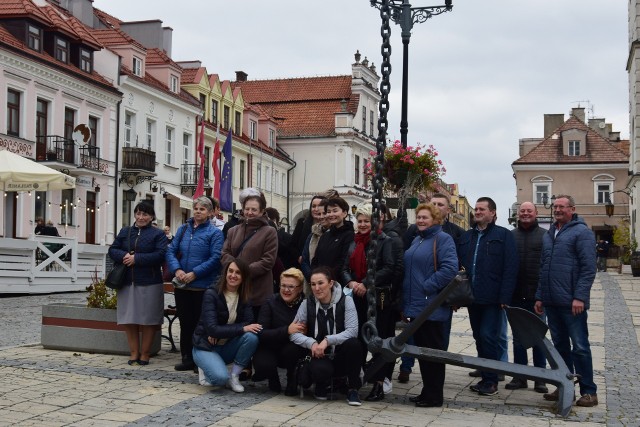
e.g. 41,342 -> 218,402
366,140 -> 445,207
41,272 -> 161,355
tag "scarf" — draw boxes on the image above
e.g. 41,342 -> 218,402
350,232 -> 371,282
308,222 -> 325,262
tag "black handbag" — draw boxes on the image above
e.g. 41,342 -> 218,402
433,238 -> 475,307
105,263 -> 127,290
294,355 -> 312,389
106,227 -> 132,290
443,269 -> 474,307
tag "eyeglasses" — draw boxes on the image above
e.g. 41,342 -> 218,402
280,284 -> 300,292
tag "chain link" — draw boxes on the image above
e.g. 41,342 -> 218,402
362,0 -> 392,346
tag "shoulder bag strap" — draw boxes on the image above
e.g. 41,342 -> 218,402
234,228 -> 259,257
433,236 -> 437,272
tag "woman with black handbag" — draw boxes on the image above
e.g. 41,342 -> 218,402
108,202 -> 167,365
403,203 -> 458,407
341,203 -> 404,401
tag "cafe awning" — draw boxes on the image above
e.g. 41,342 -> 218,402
165,192 -> 193,210
0,150 -> 75,191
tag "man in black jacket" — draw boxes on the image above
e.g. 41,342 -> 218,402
506,201 -> 548,393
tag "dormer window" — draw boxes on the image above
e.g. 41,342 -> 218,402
55,37 -> 69,63
79,48 -> 92,73
132,56 -> 142,76
568,140 -> 580,156
170,75 -> 179,93
27,24 -> 41,51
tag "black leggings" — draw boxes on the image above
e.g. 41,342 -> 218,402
174,288 -> 204,359
308,337 -> 363,390
252,341 -> 306,381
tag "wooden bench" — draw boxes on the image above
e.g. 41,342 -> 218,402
163,282 -> 178,352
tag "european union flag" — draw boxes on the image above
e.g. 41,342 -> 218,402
219,128 -> 233,212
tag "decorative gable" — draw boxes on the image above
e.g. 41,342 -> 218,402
561,128 -> 587,156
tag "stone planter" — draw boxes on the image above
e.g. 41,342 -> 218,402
41,303 -> 160,355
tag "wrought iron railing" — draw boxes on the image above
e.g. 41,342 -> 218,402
122,147 -> 156,172
181,163 -> 209,186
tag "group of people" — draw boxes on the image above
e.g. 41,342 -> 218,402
106,188 -> 598,409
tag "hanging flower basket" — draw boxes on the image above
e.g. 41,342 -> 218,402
367,140 -> 446,198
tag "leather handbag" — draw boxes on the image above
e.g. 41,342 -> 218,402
105,263 -> 127,290
433,237 -> 475,307
106,227 -> 132,290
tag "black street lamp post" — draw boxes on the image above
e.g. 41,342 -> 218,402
542,194 -> 556,222
370,0 -> 453,148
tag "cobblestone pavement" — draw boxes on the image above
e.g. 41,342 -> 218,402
0,271 -> 638,426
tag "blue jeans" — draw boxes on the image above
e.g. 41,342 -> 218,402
511,299 -> 546,369
499,309 -> 508,362
545,306 -> 596,395
192,332 -> 259,386
468,304 -> 503,385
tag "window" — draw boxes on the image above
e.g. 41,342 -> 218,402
199,94 -> 206,110
80,48 -> 92,73
27,24 -> 41,51
269,129 -> 275,148
256,162 -> 262,188
55,37 -> 69,63
234,111 -> 241,135
281,173 -> 286,196
61,189 -> 74,226
182,133 -> 190,165
370,110 -> 374,136
122,190 -> 132,227
64,108 -> 75,141
170,75 -> 179,93
36,98 -> 48,147
240,160 -> 246,189
223,106 -> 230,130
124,112 -> 134,147
362,106 -> 366,134
354,154 -> 360,185
7,89 -> 20,136
132,56 -> 142,76
249,120 -> 257,140
165,127 -> 174,164
88,116 -> 98,148
363,157 -> 369,188
597,184 -> 611,204
535,184 -> 549,205
35,191 -> 47,223
146,119 -> 155,150
265,166 -> 271,191
211,100 -> 218,126
568,140 -> 580,156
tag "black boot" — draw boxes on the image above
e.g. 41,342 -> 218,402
174,355 -> 195,371
268,374 -> 282,393
365,381 -> 385,402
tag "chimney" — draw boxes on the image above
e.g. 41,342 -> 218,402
61,0 -> 95,28
571,107 -> 586,122
235,71 -> 248,82
588,118 -> 607,137
544,114 -> 564,138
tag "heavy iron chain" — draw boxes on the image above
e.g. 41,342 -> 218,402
362,0 -> 392,346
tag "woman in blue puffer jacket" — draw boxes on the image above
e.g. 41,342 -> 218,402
109,202 -> 167,366
166,196 -> 224,371
403,203 -> 458,408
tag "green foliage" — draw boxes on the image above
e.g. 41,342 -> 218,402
613,221 -> 636,264
86,270 -> 117,309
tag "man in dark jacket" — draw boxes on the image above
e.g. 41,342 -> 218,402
457,197 -> 518,397
535,195 -> 598,407
506,202 -> 548,393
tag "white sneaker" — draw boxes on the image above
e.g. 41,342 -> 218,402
227,374 -> 245,393
383,377 -> 393,394
198,368 -> 212,386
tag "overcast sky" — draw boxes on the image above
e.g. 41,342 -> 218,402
93,0 -> 629,226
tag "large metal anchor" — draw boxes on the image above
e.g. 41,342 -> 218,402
362,275 -> 578,417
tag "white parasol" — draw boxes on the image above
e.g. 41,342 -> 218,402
0,150 -> 76,192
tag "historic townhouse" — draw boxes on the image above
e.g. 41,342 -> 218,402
232,52 -> 380,223
0,0 -> 121,243
512,107 -> 629,244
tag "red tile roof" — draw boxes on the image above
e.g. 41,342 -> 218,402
513,115 -> 629,165
146,48 -> 182,70
121,65 -> 200,107
232,76 -> 356,138
0,23 -> 118,92
93,7 -> 123,28
91,27 -> 146,50
181,67 -> 206,85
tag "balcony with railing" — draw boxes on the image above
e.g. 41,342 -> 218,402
181,163 -> 209,192
36,135 -> 102,173
121,146 -> 156,173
